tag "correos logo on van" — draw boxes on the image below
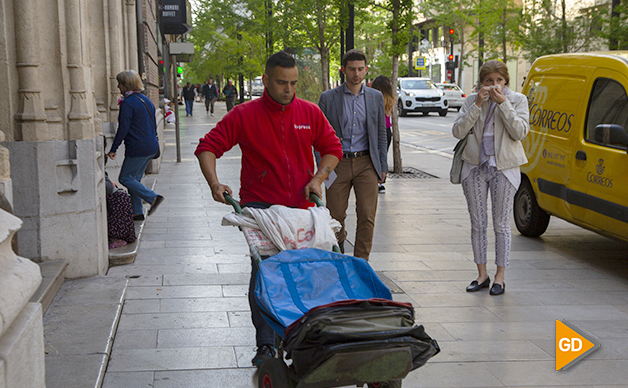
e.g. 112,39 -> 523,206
527,81 -> 575,133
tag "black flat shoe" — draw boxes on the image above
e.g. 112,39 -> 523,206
132,214 -> 145,221
466,276 -> 490,292
490,282 -> 505,295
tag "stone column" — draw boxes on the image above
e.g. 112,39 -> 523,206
13,0 -> 48,141
0,209 -> 45,388
66,0 -> 94,140
0,131 -> 11,207
108,0 -> 124,114
126,0 -> 139,71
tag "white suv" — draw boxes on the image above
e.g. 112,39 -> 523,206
397,77 -> 448,117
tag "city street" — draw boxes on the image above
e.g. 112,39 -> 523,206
397,110 -> 458,156
92,102 -> 628,388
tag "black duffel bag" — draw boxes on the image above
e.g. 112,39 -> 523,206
284,299 -> 440,380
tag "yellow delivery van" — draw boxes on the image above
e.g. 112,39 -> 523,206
516,52 -> 628,242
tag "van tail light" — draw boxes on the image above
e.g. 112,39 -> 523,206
462,94 -> 466,97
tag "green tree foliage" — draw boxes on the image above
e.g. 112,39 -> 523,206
368,0 -> 415,173
187,0 -> 267,86
472,0 -> 522,63
601,0 -> 628,50
277,0 -> 342,91
519,0 -> 600,62
423,0 -> 475,89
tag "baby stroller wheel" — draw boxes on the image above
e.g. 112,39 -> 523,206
368,380 -> 402,388
259,358 -> 291,388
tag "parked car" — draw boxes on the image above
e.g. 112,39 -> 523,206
397,77 -> 449,117
251,76 -> 264,96
436,83 -> 466,111
516,52 -> 628,243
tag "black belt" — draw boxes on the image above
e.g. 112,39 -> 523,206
343,150 -> 369,159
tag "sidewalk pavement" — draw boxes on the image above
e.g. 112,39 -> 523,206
49,99 -> 628,388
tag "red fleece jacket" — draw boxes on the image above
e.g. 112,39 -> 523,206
195,90 -> 343,209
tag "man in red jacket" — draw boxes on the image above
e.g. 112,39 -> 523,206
195,51 -> 342,367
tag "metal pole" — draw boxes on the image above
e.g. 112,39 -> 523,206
172,54 -> 181,163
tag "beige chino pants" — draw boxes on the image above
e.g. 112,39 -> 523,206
326,155 -> 379,260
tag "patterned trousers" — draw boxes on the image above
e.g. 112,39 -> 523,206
462,165 -> 516,267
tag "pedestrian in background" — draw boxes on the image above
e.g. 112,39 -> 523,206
318,49 -> 387,260
223,80 -> 238,112
370,75 -> 394,193
107,70 -> 164,221
202,78 -> 219,116
182,82 -> 195,116
452,60 -> 529,296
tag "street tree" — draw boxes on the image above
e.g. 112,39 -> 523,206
423,0 -> 475,91
188,0 -> 267,87
518,0 -> 600,62
601,0 -> 628,50
369,0 -> 416,173
472,0 -> 522,64
277,0 -> 342,91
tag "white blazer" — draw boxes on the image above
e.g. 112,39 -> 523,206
452,90 -> 529,170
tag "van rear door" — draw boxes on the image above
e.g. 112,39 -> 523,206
569,69 -> 628,241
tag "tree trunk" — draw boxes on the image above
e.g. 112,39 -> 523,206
390,1 -> 402,174
317,2 -> 330,91
320,46 -> 330,91
502,9 -> 507,63
391,55 -> 402,174
561,0 -> 567,52
458,33 -> 465,87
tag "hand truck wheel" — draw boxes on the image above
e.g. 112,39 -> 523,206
259,358 -> 291,388
368,380 -> 402,388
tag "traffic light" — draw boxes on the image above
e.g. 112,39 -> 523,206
449,28 -> 455,36
448,54 -> 454,61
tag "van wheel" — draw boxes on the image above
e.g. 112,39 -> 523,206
514,178 -> 550,237
439,109 -> 448,117
398,101 -> 408,117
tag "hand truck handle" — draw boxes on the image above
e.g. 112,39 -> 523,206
223,192 -> 242,214
309,193 -> 324,207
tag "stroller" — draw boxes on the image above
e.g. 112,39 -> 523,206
224,193 -> 440,388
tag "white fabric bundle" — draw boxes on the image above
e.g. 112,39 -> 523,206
222,205 -> 341,251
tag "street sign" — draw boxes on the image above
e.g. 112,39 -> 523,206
446,70 -> 452,80
415,56 -> 426,70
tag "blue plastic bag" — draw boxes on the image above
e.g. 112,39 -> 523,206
254,248 -> 392,336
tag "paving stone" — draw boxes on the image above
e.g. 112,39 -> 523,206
125,285 -> 223,299
117,311 -> 229,330
157,327 -> 256,348
107,347 -> 237,372
159,297 -> 250,313
111,330 -> 158,350
102,371 -> 155,388
153,368 -> 256,388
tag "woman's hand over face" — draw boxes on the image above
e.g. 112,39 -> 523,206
488,86 -> 506,104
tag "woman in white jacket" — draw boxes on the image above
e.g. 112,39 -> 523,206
452,60 -> 530,296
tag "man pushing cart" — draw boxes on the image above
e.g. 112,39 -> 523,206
196,50 -> 439,388
195,50 -> 344,367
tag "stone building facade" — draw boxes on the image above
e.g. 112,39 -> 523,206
0,0 -> 164,386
